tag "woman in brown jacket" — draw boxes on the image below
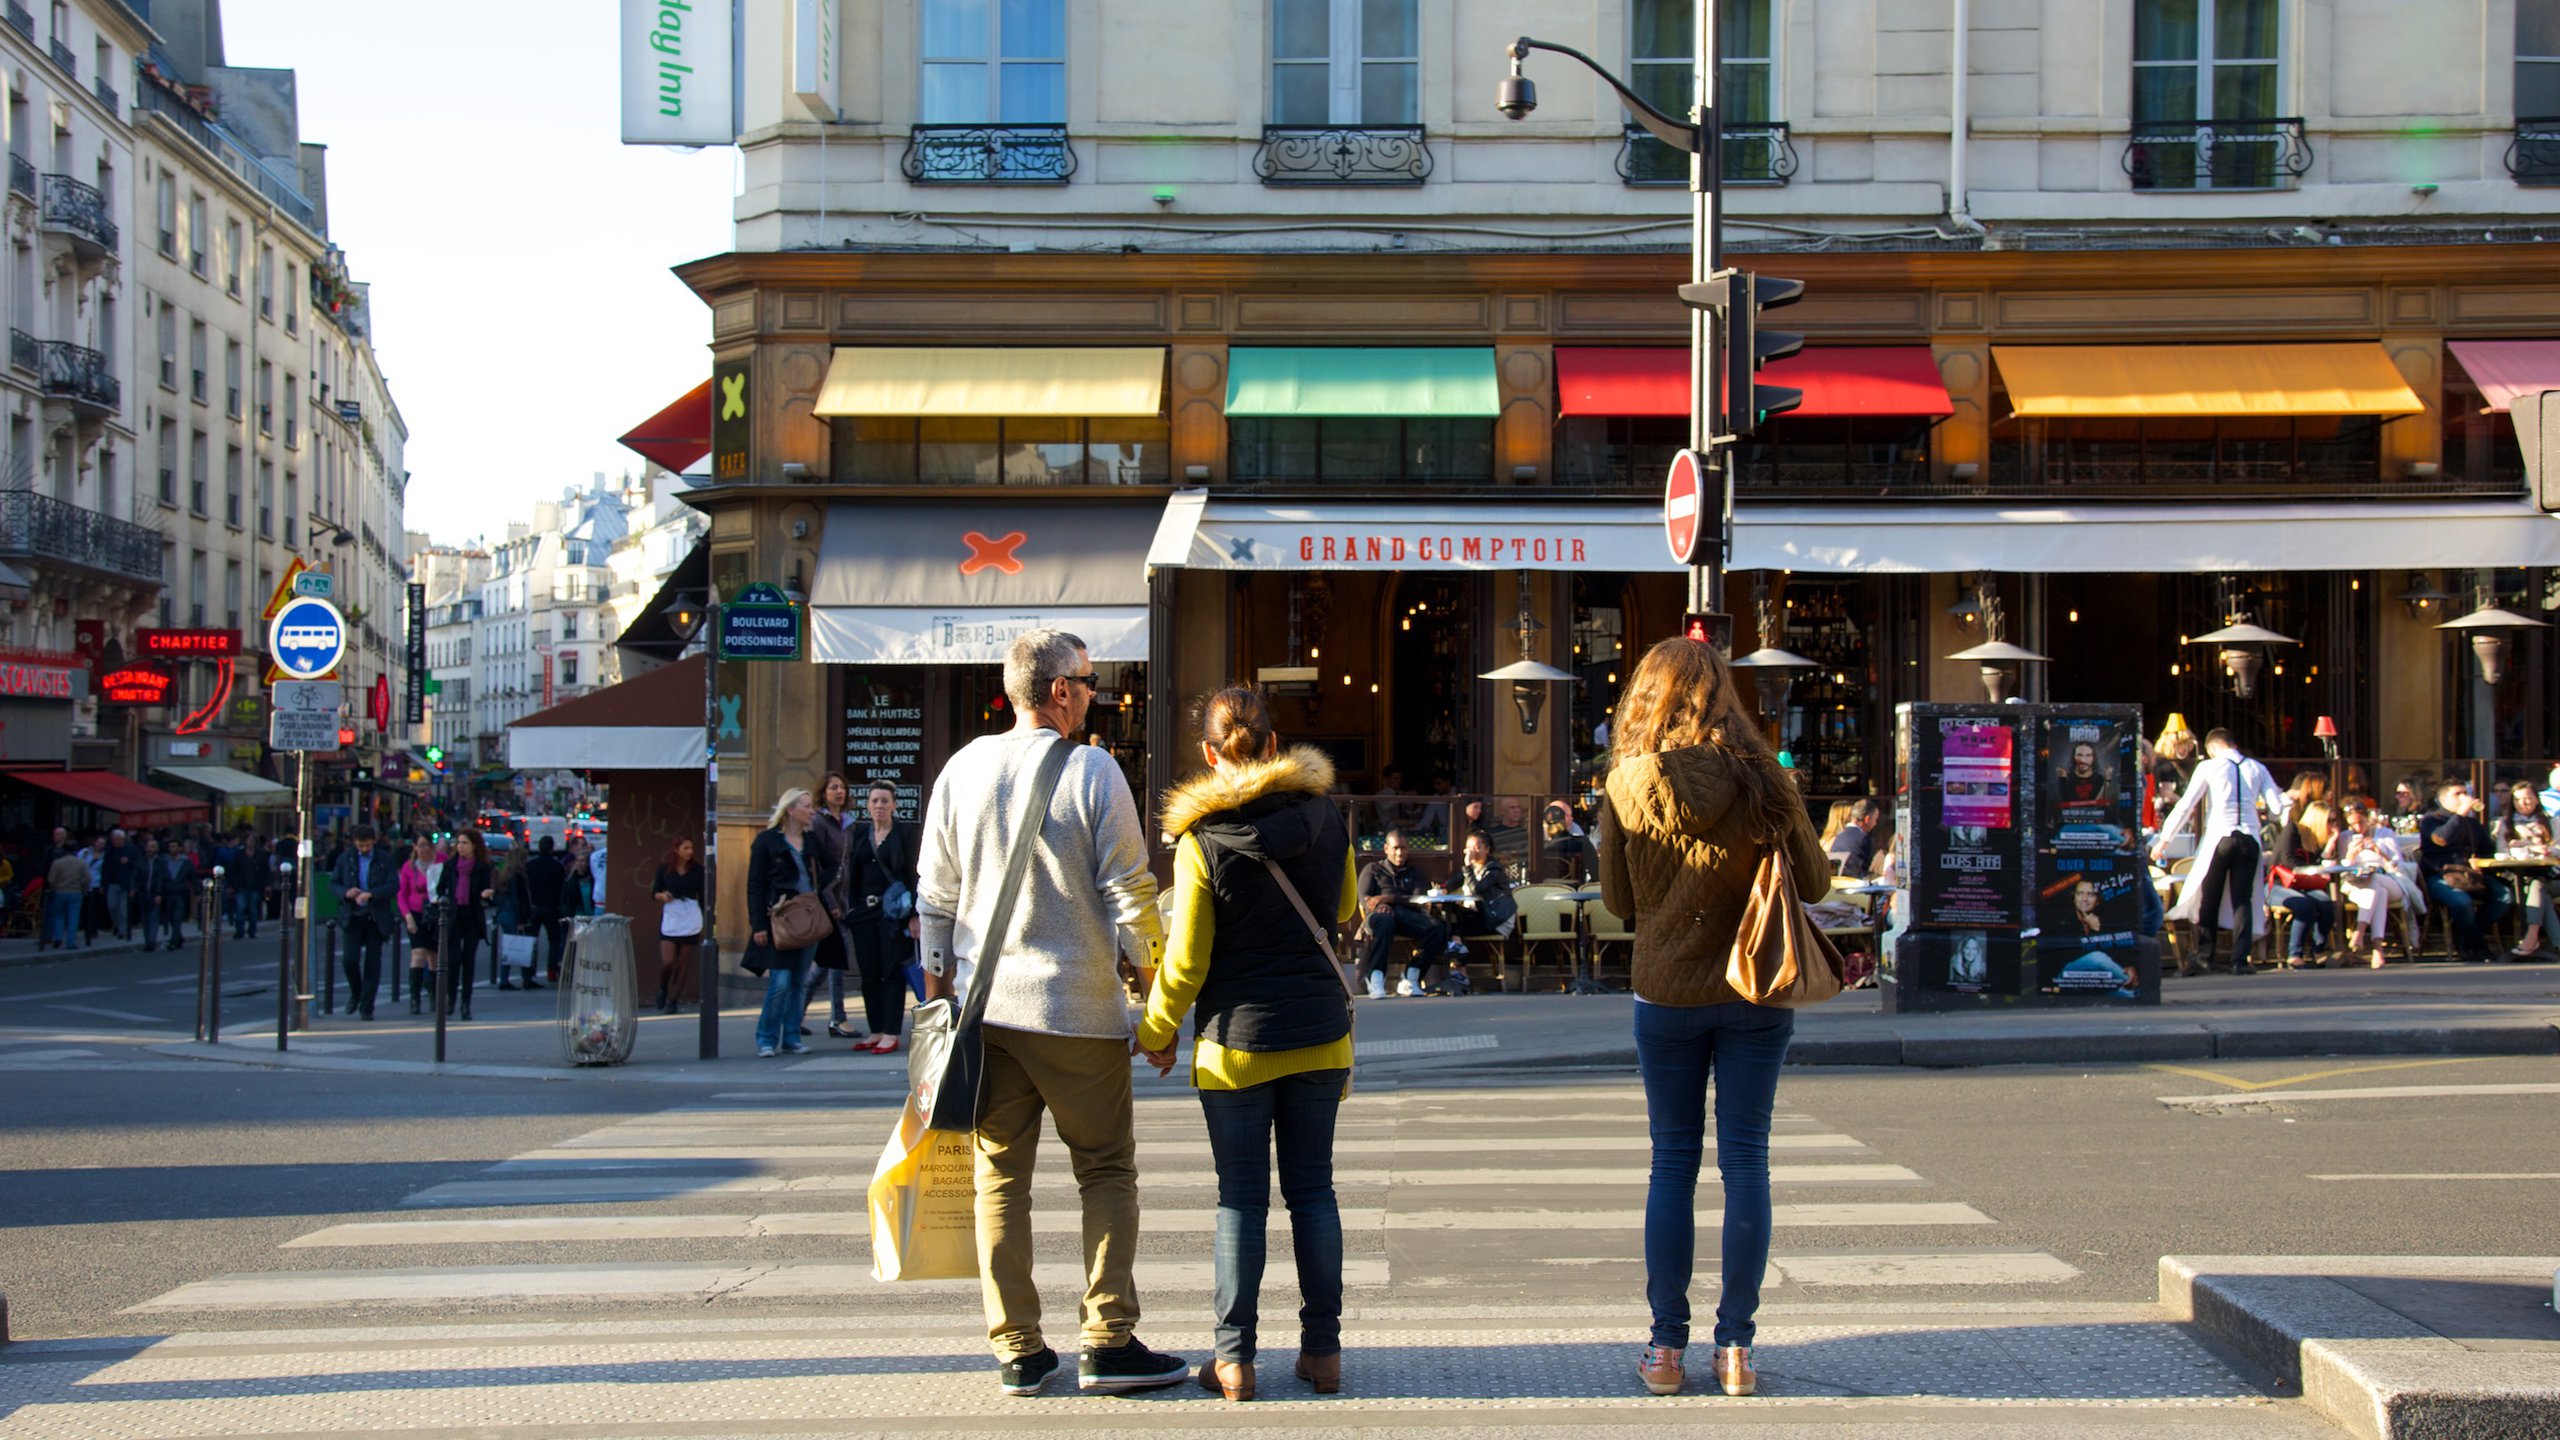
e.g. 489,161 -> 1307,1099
1598,636 -> 1828,1400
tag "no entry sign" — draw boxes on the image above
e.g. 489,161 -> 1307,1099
1664,449 -> 1708,565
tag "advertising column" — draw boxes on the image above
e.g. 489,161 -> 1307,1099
1886,705 -> 2030,1009
2029,707 -> 2157,1003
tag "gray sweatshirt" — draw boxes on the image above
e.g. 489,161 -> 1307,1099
918,727 -> 1164,1040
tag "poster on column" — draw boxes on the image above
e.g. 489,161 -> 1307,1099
2034,852 -> 2157,1001
2038,716 -> 2138,852
1915,715 -> 2023,930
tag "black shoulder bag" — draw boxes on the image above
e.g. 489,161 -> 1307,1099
908,739 -> 1074,1133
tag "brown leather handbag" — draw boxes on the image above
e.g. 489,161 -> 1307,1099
1726,838 -> 1848,1008
770,889 -> 833,951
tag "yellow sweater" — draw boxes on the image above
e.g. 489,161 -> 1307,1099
1135,758 -> 1361,1090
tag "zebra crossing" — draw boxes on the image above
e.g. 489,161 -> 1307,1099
128,1078 -> 2086,1314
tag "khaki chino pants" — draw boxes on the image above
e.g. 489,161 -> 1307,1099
973,1023 -> 1142,1359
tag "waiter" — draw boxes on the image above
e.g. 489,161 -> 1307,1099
2152,728 -> 2289,976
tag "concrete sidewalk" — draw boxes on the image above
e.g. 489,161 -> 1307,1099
2163,1255 -> 2560,1440
113,954 -> 2560,1084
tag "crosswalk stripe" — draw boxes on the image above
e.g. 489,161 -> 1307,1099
497,1132 -> 1872,1165
286,1207 -> 1400,1246
1772,1251 -> 2082,1286
46,1002 -> 164,1022
1392,1202 -> 1996,1229
1393,1164 -> 1925,1187
131,1258 -> 1396,1310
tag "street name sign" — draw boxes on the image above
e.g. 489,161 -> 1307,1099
269,680 -> 344,752
718,581 -> 803,661
267,596 -> 347,680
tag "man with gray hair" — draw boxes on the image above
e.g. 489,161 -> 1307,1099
917,628 -> 1181,1397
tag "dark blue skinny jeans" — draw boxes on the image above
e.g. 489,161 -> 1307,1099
1634,998 -> 1793,1351
1197,1067 -> 1349,1365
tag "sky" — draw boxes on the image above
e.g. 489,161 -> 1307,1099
220,2 -> 739,548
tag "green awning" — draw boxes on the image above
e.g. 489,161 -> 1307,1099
1224,347 -> 1501,418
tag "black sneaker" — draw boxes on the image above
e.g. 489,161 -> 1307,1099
1078,1337 -> 1189,1392
997,1346 -> 1060,1397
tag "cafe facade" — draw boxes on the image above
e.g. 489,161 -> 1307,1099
665,241 -> 2560,913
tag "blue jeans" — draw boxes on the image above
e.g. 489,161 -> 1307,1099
43,891 -> 82,946
1198,1068 -> 1349,1364
228,888 -> 261,937
1634,998 -> 1794,1350
2281,893 -> 2336,956
753,948 -> 811,1051
2425,875 -> 2511,954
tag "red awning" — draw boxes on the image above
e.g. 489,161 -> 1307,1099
1556,346 -> 1956,419
8,769 -> 209,828
617,378 -> 713,473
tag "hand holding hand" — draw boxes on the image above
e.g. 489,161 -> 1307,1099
1130,1037 -> 1176,1077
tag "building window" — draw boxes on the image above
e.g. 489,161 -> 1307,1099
2129,0 -> 2299,190
257,459 -> 273,538
2515,0 -> 2560,183
188,320 -> 207,403
224,340 -> 241,417
256,243 -> 274,320
284,374 -> 298,446
1271,0 -> 1416,124
154,173 -> 174,257
1228,417 -> 1492,486
831,415 -> 1171,485
1624,0 -> 1786,184
185,193 -> 207,275
188,429 -> 207,513
224,218 -> 242,295
155,299 -> 176,390
284,262 -> 299,332
257,360 -> 273,434
920,0 -> 1063,123
157,418 -> 176,505
224,444 -> 241,528
560,654 -> 580,687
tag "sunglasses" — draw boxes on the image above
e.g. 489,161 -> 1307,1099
1060,673 -> 1100,692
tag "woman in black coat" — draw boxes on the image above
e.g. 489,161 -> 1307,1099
430,829 -> 496,1020
839,778 -> 919,1054
805,774 -> 856,1038
747,788 -> 839,1058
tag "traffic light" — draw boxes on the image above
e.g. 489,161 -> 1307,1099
1724,272 -> 1804,440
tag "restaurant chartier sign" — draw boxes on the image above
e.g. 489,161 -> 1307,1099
620,0 -> 733,146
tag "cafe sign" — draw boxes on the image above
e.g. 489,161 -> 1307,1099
99,661 -> 175,705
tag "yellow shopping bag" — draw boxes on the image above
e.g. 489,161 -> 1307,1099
867,1098 -> 980,1282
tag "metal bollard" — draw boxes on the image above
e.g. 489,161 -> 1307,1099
279,861 -> 306,1031
433,898 -> 452,1065
193,884 -> 213,1043
202,874 -> 224,1046
322,917 -> 339,1016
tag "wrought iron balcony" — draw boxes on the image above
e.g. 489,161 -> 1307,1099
38,172 -> 116,256
93,76 -> 115,115
900,124 -> 1075,185
2507,118 -> 2560,185
1620,120 -> 1798,186
6,153 -> 31,201
1255,125 -> 1433,186
36,339 -> 118,415
0,488 -> 163,584
3,4 -> 28,43
2124,116 -> 2312,191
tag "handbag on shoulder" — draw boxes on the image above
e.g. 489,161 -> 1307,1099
908,739 -> 1075,1134
770,889 -> 832,950
1727,836 -> 1848,1009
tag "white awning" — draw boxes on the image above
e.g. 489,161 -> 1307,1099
811,606 -> 1148,665
504,725 -> 703,772
1148,492 -> 2560,574
151,765 -> 293,799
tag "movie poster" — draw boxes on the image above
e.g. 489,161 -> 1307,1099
1940,719 -> 2014,831
2040,716 -> 2136,851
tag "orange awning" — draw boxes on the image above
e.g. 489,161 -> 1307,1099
617,378 -> 713,473
1992,344 -> 2424,419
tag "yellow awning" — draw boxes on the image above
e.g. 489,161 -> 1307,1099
812,347 -> 1165,418
1992,344 -> 2425,419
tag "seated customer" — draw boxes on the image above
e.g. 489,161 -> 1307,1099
1541,802 -> 1596,882
1357,829 -> 1449,999
1455,831 -> 1517,940
2418,782 -> 2511,963
2325,801 -> 2412,965
1826,799 -> 1881,877
1474,796 -> 1531,875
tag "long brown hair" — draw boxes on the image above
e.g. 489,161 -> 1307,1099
1611,636 -> 1800,842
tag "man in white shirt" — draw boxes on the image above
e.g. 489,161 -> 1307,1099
2152,727 -> 2290,975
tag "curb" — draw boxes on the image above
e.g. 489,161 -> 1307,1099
2161,1255 -> 2560,1440
1493,1021 -> 2557,1072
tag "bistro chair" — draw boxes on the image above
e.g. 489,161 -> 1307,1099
1510,882 -> 1578,991
1585,887 -> 1636,981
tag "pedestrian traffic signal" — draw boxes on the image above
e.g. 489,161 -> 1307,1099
1725,271 -> 1804,440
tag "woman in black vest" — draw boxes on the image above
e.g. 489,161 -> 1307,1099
1135,686 -> 1358,1403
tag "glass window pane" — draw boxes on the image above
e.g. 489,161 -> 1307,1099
919,418 -> 1002,484
1274,0 -> 1330,60
1000,0 -> 1063,58
998,62 -> 1065,122
2132,65 -> 2197,123
2134,0 -> 2199,61
2212,61 -> 2276,119
1630,59 -> 1689,117
1002,420 -> 1085,484
920,62 -> 988,123
1720,0 -> 1772,60
1631,0 -> 1687,61
1406,419 -> 1493,483
836,419 -> 915,482
1721,60 -> 1772,122
1087,419 -> 1171,485
922,0 -> 989,60
2214,0 -> 2278,61
1361,0 -> 1416,58
2520,60 -> 2560,115
1360,60 -> 1417,124
1229,419 -> 1318,482
2523,0 -> 2560,59
1272,62 -> 1330,123
1320,418 -> 1399,480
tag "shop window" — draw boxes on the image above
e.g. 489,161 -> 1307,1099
2442,354 -> 2530,494
1994,407 -> 2380,492
833,416 -> 1169,485
1558,414 -> 1932,493
1229,416 -> 1492,486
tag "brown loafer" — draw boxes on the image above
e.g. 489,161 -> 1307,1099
1196,1358 -> 1253,1401
1713,1344 -> 1756,1397
1294,1351 -> 1340,1393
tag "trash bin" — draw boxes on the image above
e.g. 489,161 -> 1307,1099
558,914 -> 638,1065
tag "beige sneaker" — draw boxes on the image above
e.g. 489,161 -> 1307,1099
1713,1344 -> 1757,1397
1637,1343 -> 1684,1395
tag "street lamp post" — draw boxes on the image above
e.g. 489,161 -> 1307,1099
1503,14 -> 1726,632
661,589 -> 718,1060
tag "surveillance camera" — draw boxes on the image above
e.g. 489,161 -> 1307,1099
1496,73 -> 1537,121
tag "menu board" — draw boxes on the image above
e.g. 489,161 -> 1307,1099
838,669 -> 929,821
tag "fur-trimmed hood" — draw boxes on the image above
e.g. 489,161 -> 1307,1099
1159,745 -> 1338,846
